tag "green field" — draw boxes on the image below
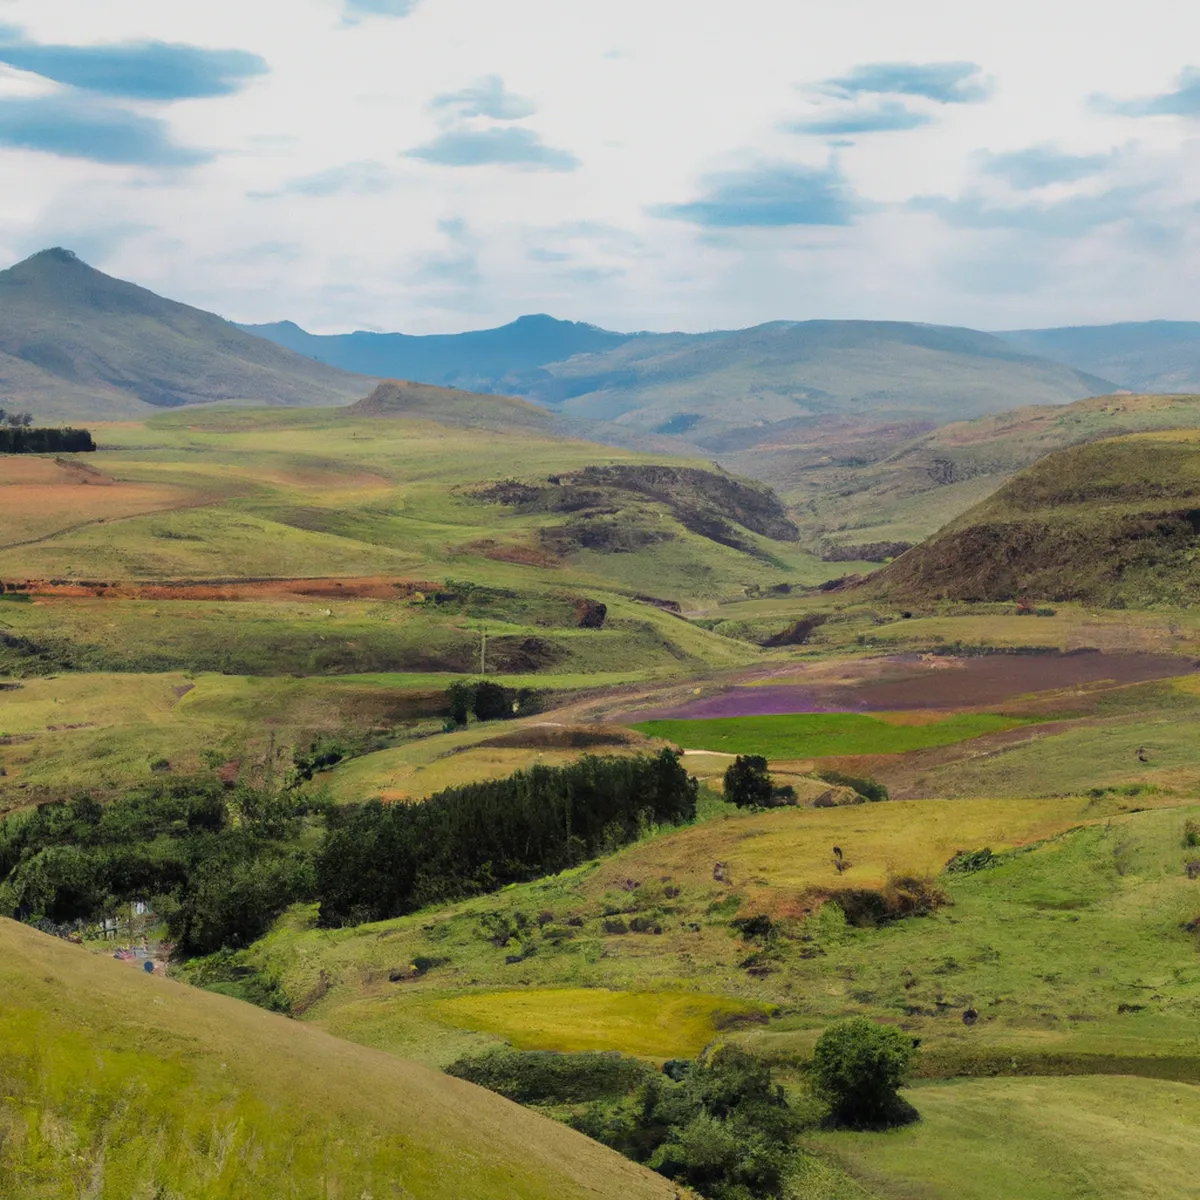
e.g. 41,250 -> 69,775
633,711 -> 1032,758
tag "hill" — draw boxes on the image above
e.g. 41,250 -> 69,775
998,321 -> 1200,393
741,391 -> 1200,556
345,378 -> 555,433
0,249 -> 370,421
874,430 -> 1200,606
0,919 -> 678,1199
240,313 -> 640,389
243,315 -> 1115,451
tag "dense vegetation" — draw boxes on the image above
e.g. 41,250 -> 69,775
317,750 -> 698,925
450,1046 -> 799,1200
0,783 -> 319,956
0,425 -> 95,453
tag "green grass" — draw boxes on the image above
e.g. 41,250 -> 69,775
805,1075 -> 1200,1200
0,919 -> 679,1200
632,711 -> 1032,758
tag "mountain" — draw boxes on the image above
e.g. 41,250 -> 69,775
873,430 -> 1200,607
738,391 -> 1200,557
240,313 -> 640,390
0,918 -> 679,1199
0,249 -> 370,421
997,322 -> 1200,393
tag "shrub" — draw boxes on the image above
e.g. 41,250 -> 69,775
446,680 -> 472,727
811,1017 -> 917,1128
816,770 -> 889,803
473,680 -> 514,722
723,756 -> 774,808
945,847 -> 996,873
446,1049 -> 653,1104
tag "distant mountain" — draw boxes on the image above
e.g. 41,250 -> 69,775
239,313 -> 639,391
245,315 -> 1115,451
996,322 -> 1200,394
0,249 -> 370,421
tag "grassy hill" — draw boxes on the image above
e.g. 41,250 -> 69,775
999,321 -> 1200,393
0,249 -> 370,421
743,391 -> 1200,555
0,918 -> 679,1199
344,378 -> 557,433
875,430 -> 1200,606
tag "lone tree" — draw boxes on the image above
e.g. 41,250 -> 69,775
472,680 -> 513,722
811,1016 -> 917,1128
723,754 -> 774,808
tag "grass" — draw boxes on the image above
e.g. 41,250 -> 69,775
425,988 -> 770,1058
632,711 -> 1032,758
0,919 -> 679,1200
805,1075 -> 1200,1200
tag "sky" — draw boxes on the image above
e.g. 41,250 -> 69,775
1,0 -> 1200,334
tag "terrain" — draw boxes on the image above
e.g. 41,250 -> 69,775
0,249 -> 369,421
0,918 -> 679,1199
999,320 -> 1200,393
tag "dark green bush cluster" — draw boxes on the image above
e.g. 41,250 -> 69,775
316,751 -> 698,926
722,756 -> 795,809
0,784 -> 321,956
811,1017 -> 917,1128
572,1047 -> 799,1200
945,847 -> 996,873
816,770 -> 889,803
446,1049 -> 654,1104
0,426 -> 95,453
446,679 -> 542,727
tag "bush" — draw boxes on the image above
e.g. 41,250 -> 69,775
811,1017 -> 917,1128
446,680 -> 472,727
446,1049 -> 654,1104
723,756 -> 774,808
816,770 -> 889,803
473,680 -> 514,722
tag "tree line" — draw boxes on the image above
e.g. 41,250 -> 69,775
0,426 -> 96,453
0,751 -> 699,954
316,750 -> 698,926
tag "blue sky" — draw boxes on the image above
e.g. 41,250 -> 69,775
0,0 -> 1198,333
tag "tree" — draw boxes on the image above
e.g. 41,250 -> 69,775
811,1017 -> 917,1127
472,680 -> 513,722
446,680 -> 472,727
723,755 -> 773,808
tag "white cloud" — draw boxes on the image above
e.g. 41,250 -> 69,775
2,0 -> 1200,332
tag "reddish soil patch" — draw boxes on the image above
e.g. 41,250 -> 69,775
639,652 -> 1197,719
463,539 -> 561,568
7,576 -> 442,602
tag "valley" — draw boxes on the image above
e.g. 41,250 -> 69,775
5,251 -> 1200,1200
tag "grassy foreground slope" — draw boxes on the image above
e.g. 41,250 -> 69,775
0,918 -> 679,1200
877,430 -> 1200,606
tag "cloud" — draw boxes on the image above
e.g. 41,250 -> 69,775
652,162 -> 856,227
911,186 -> 1147,236
343,0 -> 419,22
1092,67 -> 1200,117
0,94 -> 207,165
249,160 -> 391,199
980,145 -> 1113,190
430,75 -> 535,121
823,61 -> 993,104
413,216 -> 480,285
786,100 -> 933,135
0,25 -> 267,100
405,126 -> 579,170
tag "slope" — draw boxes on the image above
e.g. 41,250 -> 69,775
998,321 -> 1200,393
0,918 -> 678,1199
743,391 -> 1200,554
0,249 -> 370,421
874,430 -> 1200,606
344,378 -> 555,433
241,313 -> 640,389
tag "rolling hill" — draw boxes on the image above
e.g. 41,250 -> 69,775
741,391 -> 1200,555
0,249 -> 370,422
998,321 -> 1200,393
0,918 -> 679,1199
344,378 -> 556,433
874,430 -> 1200,606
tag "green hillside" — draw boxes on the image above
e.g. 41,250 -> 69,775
0,918 -> 679,1199
736,391 -> 1200,555
875,430 -> 1200,605
0,249 -> 370,421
